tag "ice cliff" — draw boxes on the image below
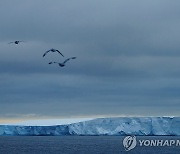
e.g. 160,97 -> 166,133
0,117 -> 180,136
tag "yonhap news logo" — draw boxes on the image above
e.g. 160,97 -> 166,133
123,136 -> 180,151
123,136 -> 137,151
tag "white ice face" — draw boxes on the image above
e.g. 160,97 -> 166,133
0,117 -> 179,136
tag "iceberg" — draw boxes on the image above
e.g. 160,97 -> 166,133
0,117 -> 180,136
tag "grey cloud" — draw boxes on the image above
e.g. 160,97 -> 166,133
1,0 -> 180,120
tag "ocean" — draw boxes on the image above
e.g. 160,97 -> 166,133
0,136 -> 179,154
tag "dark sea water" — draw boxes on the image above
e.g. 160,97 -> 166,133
0,136 -> 179,154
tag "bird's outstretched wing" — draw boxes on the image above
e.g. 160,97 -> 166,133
43,50 -> 51,57
48,62 -> 58,64
63,57 -> 76,64
18,41 -> 25,43
56,50 -> 64,57
8,42 -> 14,44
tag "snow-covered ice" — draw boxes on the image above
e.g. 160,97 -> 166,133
14,118 -> 94,126
0,117 -> 180,136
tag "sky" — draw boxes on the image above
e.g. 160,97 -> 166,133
0,0 -> 180,123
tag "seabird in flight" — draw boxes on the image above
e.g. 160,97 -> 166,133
8,41 -> 24,44
49,57 -> 76,67
43,48 -> 64,57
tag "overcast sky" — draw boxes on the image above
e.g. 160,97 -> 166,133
0,0 -> 180,122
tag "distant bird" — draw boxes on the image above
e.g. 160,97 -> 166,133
8,41 -> 24,44
43,48 -> 64,57
49,57 -> 76,67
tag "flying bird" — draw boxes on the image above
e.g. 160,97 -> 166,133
8,41 -> 24,44
49,57 -> 76,67
43,48 -> 64,57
